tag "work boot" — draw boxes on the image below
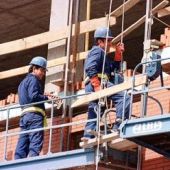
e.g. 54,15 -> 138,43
111,118 -> 122,133
81,137 -> 90,142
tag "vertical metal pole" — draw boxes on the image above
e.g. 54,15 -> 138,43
60,0 -> 74,152
122,90 -> 128,121
137,1 -> 152,169
104,110 -> 108,161
141,0 -> 152,118
85,0 -> 91,51
3,109 -> 10,160
48,100 -> 54,154
95,104 -> 101,168
83,0 -> 91,80
67,0 -> 80,150
137,146 -> 142,170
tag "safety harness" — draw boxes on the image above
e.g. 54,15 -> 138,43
22,107 -> 48,127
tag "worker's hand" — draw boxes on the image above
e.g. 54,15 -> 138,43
45,92 -> 63,109
44,92 -> 53,100
90,76 -> 101,92
114,43 -> 124,61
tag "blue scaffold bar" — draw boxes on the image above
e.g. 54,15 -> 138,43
120,114 -> 170,139
0,149 -> 95,170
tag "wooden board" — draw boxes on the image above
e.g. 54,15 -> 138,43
0,51 -> 88,79
0,47 -> 116,79
110,0 -> 140,17
158,6 -> 170,18
71,75 -> 147,108
86,129 -> 103,137
109,138 -> 137,151
112,0 -> 169,43
80,132 -> 137,151
0,16 -> 116,56
0,48 -> 117,80
80,132 -> 119,148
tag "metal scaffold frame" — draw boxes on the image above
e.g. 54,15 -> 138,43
0,0 -> 170,170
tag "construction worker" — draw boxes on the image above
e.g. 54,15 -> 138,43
15,56 -> 52,159
83,27 -> 130,139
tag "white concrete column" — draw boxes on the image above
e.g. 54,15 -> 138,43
45,0 -> 69,94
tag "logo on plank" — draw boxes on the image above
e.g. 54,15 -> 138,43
132,121 -> 162,134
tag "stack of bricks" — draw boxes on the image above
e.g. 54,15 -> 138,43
0,93 -> 18,107
160,27 -> 170,47
56,80 -> 85,93
160,27 -> 170,75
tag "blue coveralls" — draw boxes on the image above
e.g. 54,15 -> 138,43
15,73 -> 48,159
84,45 -> 130,138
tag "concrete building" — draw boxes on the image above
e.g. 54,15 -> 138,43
0,0 -> 170,169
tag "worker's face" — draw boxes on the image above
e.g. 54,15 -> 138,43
98,39 -> 112,51
33,67 -> 46,80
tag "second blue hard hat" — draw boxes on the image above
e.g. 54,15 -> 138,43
30,56 -> 47,70
94,27 -> 113,39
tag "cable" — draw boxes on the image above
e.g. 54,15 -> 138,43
120,0 -> 126,73
152,15 -> 170,28
96,0 -> 113,169
121,0 -> 125,44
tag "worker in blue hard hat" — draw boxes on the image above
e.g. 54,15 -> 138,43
15,56 -> 53,159
82,27 -> 130,140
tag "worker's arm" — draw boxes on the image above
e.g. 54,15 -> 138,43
114,43 -> 124,61
84,47 -> 102,91
28,77 -> 48,102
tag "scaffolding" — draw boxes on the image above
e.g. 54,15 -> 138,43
0,0 -> 170,170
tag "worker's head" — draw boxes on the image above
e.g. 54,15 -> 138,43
94,27 -> 113,50
29,56 -> 47,80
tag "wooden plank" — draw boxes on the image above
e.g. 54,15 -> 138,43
110,0 -> 140,17
150,39 -> 164,47
71,75 -> 147,108
0,47 -> 117,79
80,132 -> 119,148
85,0 -> 91,51
109,138 -> 137,151
112,0 -> 169,43
158,6 -> 170,18
86,130 -> 103,137
0,51 -> 88,79
0,16 -> 116,56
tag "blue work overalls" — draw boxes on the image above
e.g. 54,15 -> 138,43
84,46 -> 130,138
15,73 -> 48,159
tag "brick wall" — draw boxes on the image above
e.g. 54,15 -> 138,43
0,116 -> 69,161
71,75 -> 170,170
142,149 -> 170,170
1,75 -> 170,169
136,76 -> 170,170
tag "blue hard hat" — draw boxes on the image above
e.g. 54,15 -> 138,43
94,27 -> 113,39
30,56 -> 47,69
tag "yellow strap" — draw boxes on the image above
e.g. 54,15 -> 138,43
22,107 -> 48,127
97,73 -> 109,80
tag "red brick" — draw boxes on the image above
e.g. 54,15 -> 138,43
160,34 -> 166,45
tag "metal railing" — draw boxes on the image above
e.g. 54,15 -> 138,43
1,56 -> 170,164
129,57 -> 170,118
0,92 -> 96,161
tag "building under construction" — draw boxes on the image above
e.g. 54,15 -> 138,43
0,0 -> 170,169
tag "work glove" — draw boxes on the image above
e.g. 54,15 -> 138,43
90,76 -> 101,92
114,43 -> 125,61
45,92 -> 63,109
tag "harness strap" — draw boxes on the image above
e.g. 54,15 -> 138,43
22,107 -> 47,127
97,73 -> 109,80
